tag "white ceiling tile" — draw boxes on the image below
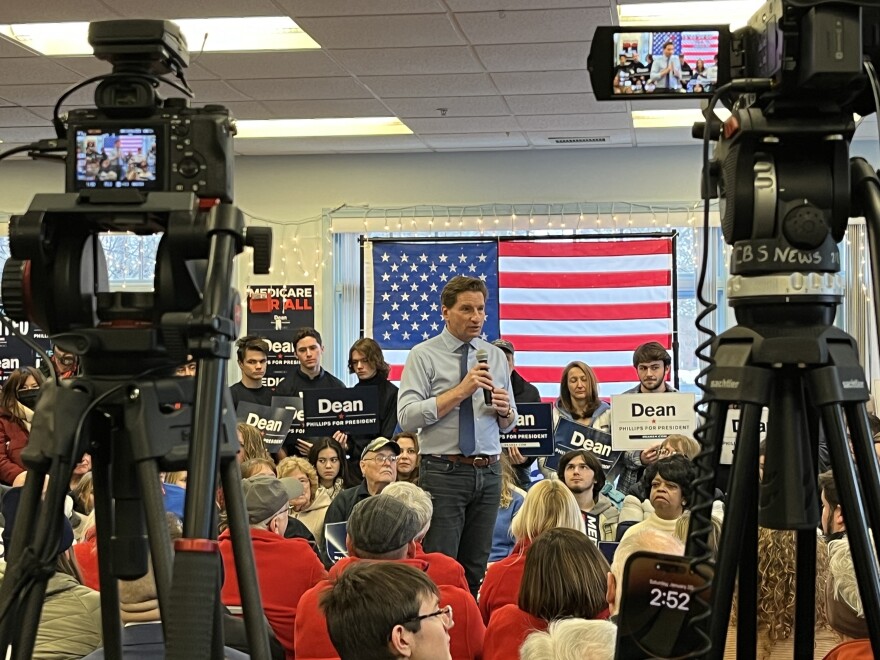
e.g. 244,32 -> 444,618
475,42 -> 588,72
517,113 -> 632,130
107,0 -> 281,18
294,15 -> 463,49
505,93 -> 624,115
195,52 -> 347,79
403,116 -> 522,134
492,70 -> 591,95
0,107 -> 51,127
277,0 -> 445,17
0,84 -> 93,106
455,8 -> 612,45
360,74 -> 496,98
329,47 -> 483,76
259,99 -> 391,118
218,102 -> 275,120
186,80 -> 251,103
227,77 -> 372,101
421,132 -> 529,148
1,0 -> 119,22
384,96 -> 510,118
0,59 -> 82,85
0,126 -> 58,143
447,0 -> 611,9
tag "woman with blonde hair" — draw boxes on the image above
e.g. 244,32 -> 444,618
484,528 -> 612,659
489,453 -> 525,562
724,528 -> 838,658
236,422 -> 271,463
478,479 -> 585,623
277,456 -> 330,545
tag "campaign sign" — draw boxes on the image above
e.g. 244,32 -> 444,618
303,387 -> 379,435
545,418 -> 619,472
235,402 -> 295,450
500,403 -> 554,457
610,393 -> 696,451
0,314 -> 51,380
325,521 -> 348,564
271,396 -> 306,437
245,284 -> 315,389
721,407 -> 768,465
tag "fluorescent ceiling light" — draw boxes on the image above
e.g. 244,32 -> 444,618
633,108 -> 863,129
619,1 -> 764,29
632,108 -> 731,128
236,117 -> 413,139
0,17 -> 319,56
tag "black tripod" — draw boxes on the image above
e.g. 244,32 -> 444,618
686,279 -> 880,658
0,193 -> 272,659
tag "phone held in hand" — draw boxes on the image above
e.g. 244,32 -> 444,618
615,551 -> 712,659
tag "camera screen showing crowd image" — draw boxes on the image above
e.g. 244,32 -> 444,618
613,30 -> 720,96
74,128 -> 158,190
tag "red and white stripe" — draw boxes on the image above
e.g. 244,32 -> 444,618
383,237 -> 674,401
497,239 -> 674,400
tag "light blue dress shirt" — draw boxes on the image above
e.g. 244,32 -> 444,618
398,327 -> 517,455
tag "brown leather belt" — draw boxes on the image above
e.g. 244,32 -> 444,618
430,454 -> 500,467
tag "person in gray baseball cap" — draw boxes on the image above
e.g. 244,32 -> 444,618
218,474 -> 325,658
346,494 -> 424,559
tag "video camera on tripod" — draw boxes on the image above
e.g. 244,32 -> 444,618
0,19 -> 274,660
589,1 -> 880,658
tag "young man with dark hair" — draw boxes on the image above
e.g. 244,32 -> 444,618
398,275 -> 516,595
230,335 -> 273,407
557,450 -> 619,542
320,562 -> 452,660
619,341 -> 676,494
276,327 -> 346,456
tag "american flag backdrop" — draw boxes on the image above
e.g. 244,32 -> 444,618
363,238 -> 675,401
651,30 -> 719,64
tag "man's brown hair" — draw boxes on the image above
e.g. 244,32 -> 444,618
236,335 -> 270,363
349,337 -> 391,379
440,275 -> 488,310
819,470 -> 840,512
632,341 -> 671,368
320,561 -> 439,660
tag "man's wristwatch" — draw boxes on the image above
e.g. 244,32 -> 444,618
501,407 -> 513,419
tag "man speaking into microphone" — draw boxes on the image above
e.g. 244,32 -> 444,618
398,275 -> 516,595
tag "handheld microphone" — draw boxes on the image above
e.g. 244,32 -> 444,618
475,349 -> 493,405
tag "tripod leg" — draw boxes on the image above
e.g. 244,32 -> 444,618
843,403 -> 880,561
794,528 -> 817,659
92,439 -> 122,660
819,403 -> 880,657
703,402 -> 761,660
135,460 -> 175,632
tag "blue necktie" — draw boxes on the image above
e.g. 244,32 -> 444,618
459,343 -> 476,456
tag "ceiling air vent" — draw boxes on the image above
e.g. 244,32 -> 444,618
548,136 -> 610,144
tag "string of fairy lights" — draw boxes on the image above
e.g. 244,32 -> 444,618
241,201 -> 718,287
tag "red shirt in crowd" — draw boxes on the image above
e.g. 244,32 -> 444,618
478,539 -> 530,624
414,541 -> 469,592
295,556 -> 485,660
482,605 -> 547,660
219,527 -> 326,659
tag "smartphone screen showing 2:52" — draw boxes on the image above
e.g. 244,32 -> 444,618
615,552 -> 712,659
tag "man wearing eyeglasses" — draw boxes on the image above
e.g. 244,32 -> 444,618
297,495 -> 483,660
38,342 -> 79,381
321,437 -> 400,541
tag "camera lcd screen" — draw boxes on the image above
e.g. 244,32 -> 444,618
612,30 -> 721,96
74,128 -> 158,191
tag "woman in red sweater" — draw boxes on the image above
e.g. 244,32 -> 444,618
478,479 -> 586,623
0,367 -> 43,485
483,528 -> 612,660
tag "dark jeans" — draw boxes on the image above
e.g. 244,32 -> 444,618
419,456 -> 502,596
